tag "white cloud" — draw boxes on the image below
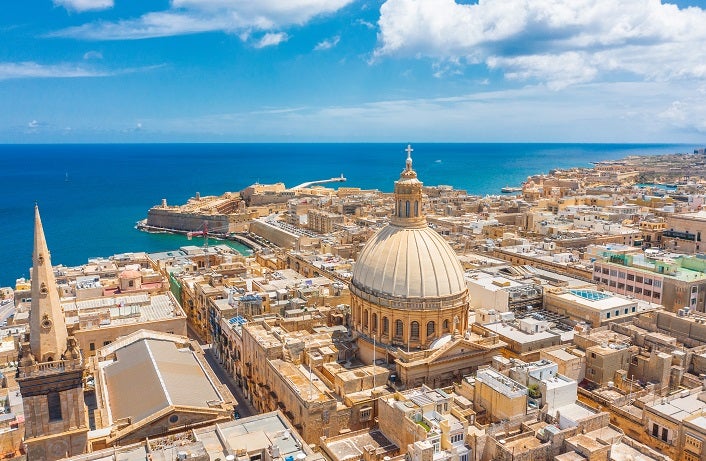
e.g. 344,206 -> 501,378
50,0 -> 354,40
28,120 -> 39,129
314,35 -> 340,51
136,80 -> 706,142
0,62 -> 110,80
54,0 -> 113,12
0,61 -> 163,80
83,50 -> 103,60
376,0 -> 706,88
355,19 -> 375,29
254,32 -> 288,48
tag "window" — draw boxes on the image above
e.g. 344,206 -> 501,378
654,280 -> 662,288
662,427 -> 669,442
427,321 -> 435,337
48,392 -> 62,421
618,272 -> 626,279
632,307 -> 636,312
644,290 -> 651,297
624,309 -> 628,315
606,312 -> 611,319
411,321 -> 420,340
382,317 -> 389,335
360,407 -> 372,421
395,320 -> 403,337
627,274 -> 635,281
644,278 -> 652,285
627,285 -> 634,292
609,281 -> 616,287
618,283 -> 625,289
405,201 -> 410,217
89,342 -> 95,351
363,309 -> 368,329
652,423 -> 659,437
635,288 -> 642,294
615,310 -> 620,317
103,341 -> 111,346
610,270 -> 617,277
443,319 -> 450,331
636,276 -> 643,283
372,313 -> 378,333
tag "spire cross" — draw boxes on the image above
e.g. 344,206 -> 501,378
405,144 -> 413,170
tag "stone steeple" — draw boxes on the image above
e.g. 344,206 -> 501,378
29,204 -> 68,363
391,144 -> 427,228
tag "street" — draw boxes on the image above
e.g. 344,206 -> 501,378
186,323 -> 257,418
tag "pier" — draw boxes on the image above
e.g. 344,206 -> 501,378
289,174 -> 346,190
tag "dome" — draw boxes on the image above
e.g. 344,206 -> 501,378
351,224 -> 467,299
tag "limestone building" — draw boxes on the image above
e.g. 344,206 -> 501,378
16,206 -> 89,460
350,147 -> 504,388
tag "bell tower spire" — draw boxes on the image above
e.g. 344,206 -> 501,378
17,205 -> 88,460
391,144 -> 426,228
29,204 -> 68,362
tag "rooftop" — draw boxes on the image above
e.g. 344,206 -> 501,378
482,321 -> 559,344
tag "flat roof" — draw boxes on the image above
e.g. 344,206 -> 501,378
552,289 -> 635,311
483,321 -> 559,344
323,429 -> 397,461
646,391 -> 706,422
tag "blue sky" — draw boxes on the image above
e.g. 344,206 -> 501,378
3,0 -> 706,142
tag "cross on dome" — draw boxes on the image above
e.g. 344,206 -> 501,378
405,144 -> 413,170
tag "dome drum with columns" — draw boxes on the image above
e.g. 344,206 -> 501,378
351,146 -> 469,352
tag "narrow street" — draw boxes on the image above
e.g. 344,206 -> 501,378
186,323 -> 257,417
201,344 -> 257,418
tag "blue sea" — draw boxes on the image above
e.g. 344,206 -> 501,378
0,143 -> 696,287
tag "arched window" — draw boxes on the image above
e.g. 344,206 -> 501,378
415,201 -> 419,217
383,317 -> 389,335
372,313 -> 378,333
395,320 -> 404,338
443,319 -> 450,332
405,201 -> 410,217
411,321 -> 420,340
398,201 -> 403,217
363,309 -> 369,329
427,321 -> 435,337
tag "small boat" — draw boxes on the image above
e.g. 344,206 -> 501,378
501,186 -> 522,193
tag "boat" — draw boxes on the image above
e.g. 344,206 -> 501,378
501,186 -> 522,193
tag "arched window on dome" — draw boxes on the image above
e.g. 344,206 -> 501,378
443,319 -> 450,332
395,320 -> 403,338
411,321 -> 420,340
427,321 -> 435,337
405,201 -> 410,217
363,309 -> 369,329
382,317 -> 389,335
371,313 -> 378,333
398,200 -> 402,217
415,201 -> 419,217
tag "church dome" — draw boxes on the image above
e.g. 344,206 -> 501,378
351,145 -> 467,301
351,224 -> 467,299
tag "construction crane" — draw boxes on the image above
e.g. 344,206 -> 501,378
187,221 -> 230,271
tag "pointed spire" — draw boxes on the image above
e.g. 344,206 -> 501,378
29,205 -> 68,363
